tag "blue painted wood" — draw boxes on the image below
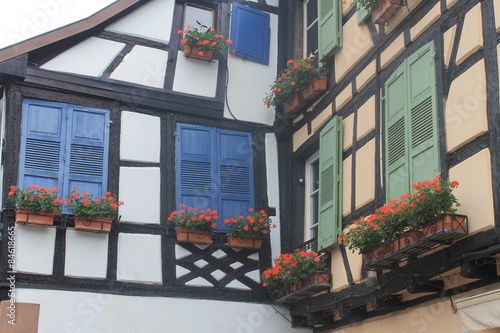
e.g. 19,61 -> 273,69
230,3 -> 270,65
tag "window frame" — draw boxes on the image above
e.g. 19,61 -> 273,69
305,151 -> 320,241
303,0 -> 319,58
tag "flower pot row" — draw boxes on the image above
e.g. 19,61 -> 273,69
362,213 -> 468,270
272,271 -> 331,304
283,76 -> 328,114
15,208 -> 113,233
175,228 -> 264,249
371,0 -> 405,25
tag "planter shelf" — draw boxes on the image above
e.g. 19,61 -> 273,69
176,228 -> 213,245
15,208 -> 55,226
362,213 -> 468,270
227,235 -> 263,249
272,271 -> 331,304
283,77 -> 328,114
371,0 -> 405,25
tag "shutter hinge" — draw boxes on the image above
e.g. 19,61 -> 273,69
108,120 -> 113,124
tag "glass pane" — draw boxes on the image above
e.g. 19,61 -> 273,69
311,224 -> 318,239
306,0 -> 318,27
311,193 -> 318,228
307,22 -> 318,56
312,159 -> 319,191
184,4 -> 214,30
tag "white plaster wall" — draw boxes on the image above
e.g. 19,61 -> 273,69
110,45 -> 168,89
117,233 -> 162,284
265,133 -> 281,260
119,167 -> 161,224
40,37 -> 125,77
65,230 -> 108,279
224,13 -> 278,125
120,111 -> 161,163
172,54 -> 219,97
14,224 -> 56,275
105,0 -> 174,44
17,288 -> 309,333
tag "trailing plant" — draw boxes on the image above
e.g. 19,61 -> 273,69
177,23 -> 233,55
348,0 -> 379,11
264,57 -> 320,108
8,185 -> 64,214
338,175 -> 460,254
224,208 -> 276,238
261,249 -> 326,291
168,204 -> 219,232
66,189 -> 123,220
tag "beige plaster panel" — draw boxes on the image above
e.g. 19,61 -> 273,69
355,139 -> 376,209
293,124 -> 310,152
345,247 -> 363,283
338,299 -> 461,333
496,0 -> 500,32
445,59 -> 488,152
356,60 -> 376,93
343,113 -> 355,151
449,149 -> 494,234
410,2 -> 441,41
384,0 -> 424,34
293,113 -> 304,124
336,83 -> 353,110
456,3 -> 483,65
311,103 -> 333,134
443,25 -> 457,67
357,96 -> 376,140
343,155 -> 352,217
380,33 -> 405,69
343,1 -> 354,16
331,248 -> 349,291
447,0 -> 460,9
334,16 -> 374,82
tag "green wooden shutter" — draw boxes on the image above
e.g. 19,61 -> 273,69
318,0 -> 342,61
318,116 -> 343,250
385,41 -> 439,201
407,42 -> 440,183
357,3 -> 370,25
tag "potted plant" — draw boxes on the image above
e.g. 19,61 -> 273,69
354,0 -> 405,24
168,204 -> 219,244
177,23 -> 233,61
264,57 -> 327,114
338,175 -> 465,265
261,249 -> 330,303
66,189 -> 123,233
223,208 -> 276,249
8,185 -> 64,226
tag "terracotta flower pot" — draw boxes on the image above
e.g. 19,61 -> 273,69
183,43 -> 215,61
15,208 -> 55,226
371,0 -> 404,25
74,216 -> 113,233
227,235 -> 263,249
301,77 -> 328,102
394,229 -> 423,251
283,93 -> 307,114
302,271 -> 331,286
421,213 -> 468,238
362,241 -> 395,264
176,228 -> 213,244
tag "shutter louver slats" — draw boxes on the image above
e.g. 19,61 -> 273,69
320,165 -> 334,205
221,165 -> 250,195
387,118 -> 406,165
411,97 -> 433,148
69,144 -> 104,177
180,161 -> 212,190
25,139 -> 60,172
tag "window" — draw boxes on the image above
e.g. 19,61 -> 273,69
19,99 -> 110,201
230,3 -> 270,65
303,0 -> 319,57
385,41 -> 439,201
317,116 -> 343,250
176,123 -> 254,231
184,3 -> 214,29
305,152 -> 320,240
318,0 -> 342,61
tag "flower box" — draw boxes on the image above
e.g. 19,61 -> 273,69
176,228 -> 213,244
273,271 -> 331,304
183,43 -> 215,61
301,76 -> 328,102
371,0 -> 404,25
227,235 -> 263,249
74,216 -> 113,233
363,214 -> 468,270
283,93 -> 307,114
15,208 -> 55,226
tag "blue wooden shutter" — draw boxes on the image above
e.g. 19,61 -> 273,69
19,99 -> 66,191
217,129 -> 254,230
64,106 -> 110,199
318,0 -> 342,61
407,42 -> 440,184
230,3 -> 270,65
176,123 -> 217,213
318,116 -> 343,250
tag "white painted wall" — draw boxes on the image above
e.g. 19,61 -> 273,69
118,167 -> 161,224
120,111 -> 161,163
105,0 -> 175,44
14,224 -> 56,275
40,37 -> 125,77
17,288 -> 310,333
117,233 -> 162,284
224,12 -> 278,125
265,133 -> 281,260
172,54 -> 219,97
65,230 -> 109,279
